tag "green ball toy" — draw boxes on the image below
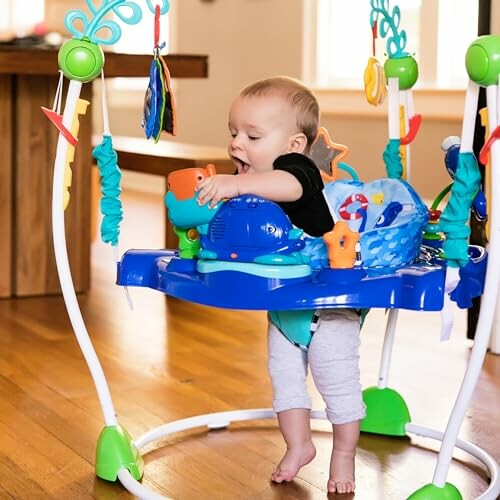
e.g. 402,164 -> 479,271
58,38 -> 105,82
384,55 -> 419,90
465,35 -> 500,86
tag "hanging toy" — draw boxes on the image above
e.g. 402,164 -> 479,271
41,70 -> 89,210
309,127 -> 356,183
364,55 -> 387,106
369,0 -> 421,181
363,18 -> 387,106
92,71 -> 124,250
142,4 -> 177,142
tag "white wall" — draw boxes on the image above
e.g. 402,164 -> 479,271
172,0 -> 304,146
492,1 -> 500,33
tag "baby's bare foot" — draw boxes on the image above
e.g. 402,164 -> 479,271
271,440 -> 316,483
328,448 -> 355,494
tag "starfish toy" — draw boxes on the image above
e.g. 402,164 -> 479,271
309,127 -> 349,183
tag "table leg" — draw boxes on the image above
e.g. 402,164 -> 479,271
14,76 -> 91,296
0,76 -> 13,297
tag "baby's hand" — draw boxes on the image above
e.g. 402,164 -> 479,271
196,174 -> 239,208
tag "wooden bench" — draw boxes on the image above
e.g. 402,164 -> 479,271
92,135 -> 234,249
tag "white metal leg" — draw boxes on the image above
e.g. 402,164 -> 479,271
377,308 -> 399,388
489,294 -> 500,354
430,83 -> 500,495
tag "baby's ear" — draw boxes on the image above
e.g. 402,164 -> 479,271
289,133 -> 308,154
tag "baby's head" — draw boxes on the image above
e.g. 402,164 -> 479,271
228,76 -> 319,174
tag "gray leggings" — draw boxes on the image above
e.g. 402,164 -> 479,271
268,309 -> 366,425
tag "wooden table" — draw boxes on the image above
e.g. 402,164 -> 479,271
0,46 -> 207,297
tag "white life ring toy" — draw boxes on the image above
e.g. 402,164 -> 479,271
339,194 -> 369,220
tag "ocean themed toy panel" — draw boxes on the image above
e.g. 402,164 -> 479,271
117,164 -> 487,312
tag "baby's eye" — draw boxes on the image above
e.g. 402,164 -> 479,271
248,136 -> 260,141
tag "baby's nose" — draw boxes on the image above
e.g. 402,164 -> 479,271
231,135 -> 243,149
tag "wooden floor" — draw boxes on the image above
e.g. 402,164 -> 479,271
0,189 -> 498,499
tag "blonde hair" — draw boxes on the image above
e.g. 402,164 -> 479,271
240,76 -> 319,147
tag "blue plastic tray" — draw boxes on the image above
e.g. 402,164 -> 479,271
116,246 -> 487,311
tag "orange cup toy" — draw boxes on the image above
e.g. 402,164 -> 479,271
167,164 -> 217,201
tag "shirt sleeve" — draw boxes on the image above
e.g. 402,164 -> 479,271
273,153 -> 334,237
273,153 -> 324,208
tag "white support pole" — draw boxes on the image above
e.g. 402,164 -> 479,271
460,81 -> 480,153
378,77 -> 404,389
378,84 -> 420,389
489,83 -> 500,354
52,79 -> 118,427
490,297 -> 500,353
377,309 -> 399,388
432,83 -> 500,488
388,77 -> 400,140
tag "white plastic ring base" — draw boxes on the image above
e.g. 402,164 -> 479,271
112,409 -> 499,500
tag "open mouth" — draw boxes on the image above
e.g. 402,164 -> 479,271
232,156 -> 250,174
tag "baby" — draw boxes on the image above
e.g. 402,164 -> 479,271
196,76 -> 365,494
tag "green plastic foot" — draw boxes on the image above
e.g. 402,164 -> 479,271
95,425 -> 144,481
407,482 -> 462,499
361,386 -> 411,436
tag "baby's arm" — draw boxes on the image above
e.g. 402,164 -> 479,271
196,170 -> 303,208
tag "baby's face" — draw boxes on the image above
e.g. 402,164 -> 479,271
227,94 -> 301,175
